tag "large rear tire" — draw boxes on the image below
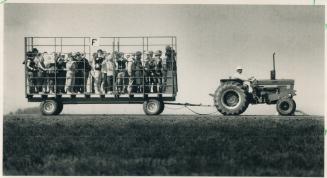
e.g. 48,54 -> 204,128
276,98 -> 296,116
214,83 -> 249,115
143,99 -> 164,115
40,100 -> 60,116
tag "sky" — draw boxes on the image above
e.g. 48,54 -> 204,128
3,4 -> 325,115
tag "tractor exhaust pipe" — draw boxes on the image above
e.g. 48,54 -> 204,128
271,52 -> 276,80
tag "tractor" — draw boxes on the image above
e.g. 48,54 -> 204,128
212,53 -> 296,116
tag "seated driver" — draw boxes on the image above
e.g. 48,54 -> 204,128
232,66 -> 255,81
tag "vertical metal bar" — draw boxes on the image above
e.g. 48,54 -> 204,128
60,37 -> 62,53
146,37 -> 149,51
84,37 -> 86,93
88,37 -> 91,93
113,37 -> 116,93
117,37 -> 120,52
142,37 -> 145,95
31,37 -> 34,50
24,37 -> 27,96
54,37 -> 57,93
175,36 -> 178,92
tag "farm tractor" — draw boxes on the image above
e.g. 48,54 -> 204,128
212,53 -> 296,116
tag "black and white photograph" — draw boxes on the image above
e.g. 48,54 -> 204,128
2,1 -> 325,176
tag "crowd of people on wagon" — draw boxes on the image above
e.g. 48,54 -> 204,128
25,46 -> 177,95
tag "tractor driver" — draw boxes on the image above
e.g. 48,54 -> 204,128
232,66 -> 255,82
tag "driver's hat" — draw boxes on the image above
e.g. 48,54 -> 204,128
236,66 -> 243,70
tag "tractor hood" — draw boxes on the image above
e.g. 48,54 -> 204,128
253,79 -> 295,86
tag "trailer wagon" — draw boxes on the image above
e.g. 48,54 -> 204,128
24,36 -> 178,115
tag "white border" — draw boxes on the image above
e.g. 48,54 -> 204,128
0,1 -> 326,178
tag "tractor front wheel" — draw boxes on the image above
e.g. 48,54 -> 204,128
276,98 -> 296,116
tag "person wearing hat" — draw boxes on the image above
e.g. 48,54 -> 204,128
92,49 -> 105,94
75,52 -> 91,93
56,54 -> 66,93
232,66 -> 255,81
134,51 -> 143,93
115,52 -> 128,93
46,52 -> 58,94
154,50 -> 163,93
144,51 -> 158,93
65,52 -> 77,94
100,52 -> 111,93
126,53 -> 135,94
232,66 -> 245,81
143,51 -> 152,92
34,52 -> 47,93
101,53 -> 115,94
25,51 -> 37,94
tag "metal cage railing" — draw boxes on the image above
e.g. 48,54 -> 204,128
24,36 -> 178,97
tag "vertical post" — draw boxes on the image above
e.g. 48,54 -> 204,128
88,37 -> 91,93
142,37 -> 145,94
54,37 -> 57,93
113,37 -> 116,94
24,37 -> 27,96
60,37 -> 62,53
83,37 -> 86,93
175,36 -> 178,92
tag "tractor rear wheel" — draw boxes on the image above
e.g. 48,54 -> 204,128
276,98 -> 296,116
143,99 -> 164,115
214,83 -> 249,115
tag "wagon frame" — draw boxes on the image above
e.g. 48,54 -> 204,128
24,36 -> 178,115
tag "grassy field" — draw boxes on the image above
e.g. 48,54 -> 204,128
3,114 -> 324,176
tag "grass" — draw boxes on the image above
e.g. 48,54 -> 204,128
3,114 -> 324,176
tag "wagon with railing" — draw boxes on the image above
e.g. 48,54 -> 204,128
24,36 -> 178,115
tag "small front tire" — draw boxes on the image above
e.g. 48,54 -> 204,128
276,98 -> 296,116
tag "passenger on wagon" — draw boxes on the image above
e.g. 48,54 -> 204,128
93,49 -> 105,94
100,52 -> 110,93
65,53 -> 77,94
46,52 -> 57,94
126,53 -> 135,94
143,51 -> 151,92
154,50 -> 163,93
115,52 -> 128,93
35,52 -> 47,93
134,51 -> 143,93
56,54 -> 66,93
25,51 -> 37,94
102,53 -> 115,94
75,52 -> 91,93
144,51 -> 158,93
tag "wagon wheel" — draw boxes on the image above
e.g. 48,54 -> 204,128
143,99 -> 164,115
40,100 -> 60,116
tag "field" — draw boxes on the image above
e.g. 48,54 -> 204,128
3,114 -> 324,176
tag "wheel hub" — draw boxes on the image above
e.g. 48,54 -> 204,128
44,102 -> 55,112
147,102 -> 158,112
223,91 -> 240,107
280,101 -> 290,111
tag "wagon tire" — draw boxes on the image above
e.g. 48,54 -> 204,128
40,100 -> 59,116
143,99 -> 164,115
158,102 -> 165,115
214,83 -> 249,115
276,98 -> 296,116
54,102 -> 64,115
